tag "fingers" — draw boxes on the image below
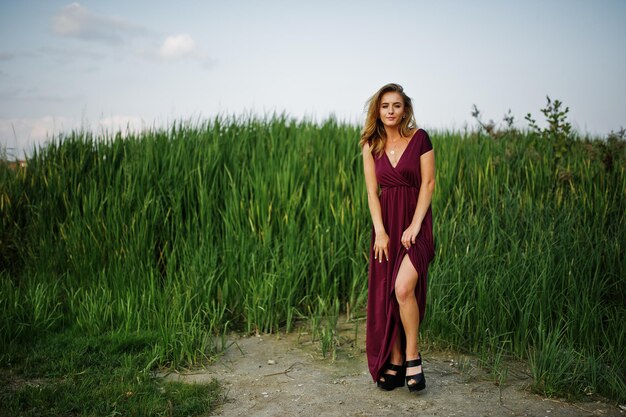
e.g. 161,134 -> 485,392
374,244 -> 389,263
402,231 -> 418,249
375,228 -> 420,262
401,233 -> 410,249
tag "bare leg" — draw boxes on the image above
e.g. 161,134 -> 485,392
379,329 -> 403,382
395,255 -> 422,384
389,331 -> 403,365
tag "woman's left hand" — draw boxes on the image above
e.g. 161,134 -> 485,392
401,222 -> 421,250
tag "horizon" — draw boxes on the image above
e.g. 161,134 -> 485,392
0,106 -> 622,161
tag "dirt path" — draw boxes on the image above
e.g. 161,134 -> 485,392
163,320 -> 622,417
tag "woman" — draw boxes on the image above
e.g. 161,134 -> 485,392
360,83 -> 435,393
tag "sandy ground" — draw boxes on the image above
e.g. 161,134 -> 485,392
162,319 -> 623,417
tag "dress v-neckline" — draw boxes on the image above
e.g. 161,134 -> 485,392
384,130 -> 418,169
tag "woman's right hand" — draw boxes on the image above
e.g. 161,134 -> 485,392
374,230 -> 389,263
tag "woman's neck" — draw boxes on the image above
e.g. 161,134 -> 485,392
385,127 -> 403,142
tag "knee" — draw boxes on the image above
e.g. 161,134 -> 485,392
395,283 -> 415,305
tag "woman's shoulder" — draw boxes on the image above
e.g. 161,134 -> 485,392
408,128 -> 429,142
405,128 -> 432,156
361,140 -> 373,157
414,128 -> 433,154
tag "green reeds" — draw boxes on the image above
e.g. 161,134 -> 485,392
1,117 -> 624,401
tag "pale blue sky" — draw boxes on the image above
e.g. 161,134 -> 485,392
1,0 -> 625,157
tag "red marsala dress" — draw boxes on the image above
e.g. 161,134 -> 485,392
366,128 -> 435,382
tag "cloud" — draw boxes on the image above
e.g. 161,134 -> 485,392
0,114 -> 147,157
97,115 -> 144,133
50,5 -> 215,67
157,34 -> 197,61
29,116 -> 77,140
0,116 -> 77,157
0,52 -> 15,61
52,2 -> 147,44
152,34 -> 217,68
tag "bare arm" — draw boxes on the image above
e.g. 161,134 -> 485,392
401,149 -> 436,249
362,143 -> 389,262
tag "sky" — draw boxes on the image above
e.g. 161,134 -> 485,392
1,0 -> 625,157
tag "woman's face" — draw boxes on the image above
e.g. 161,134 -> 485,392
379,92 -> 405,128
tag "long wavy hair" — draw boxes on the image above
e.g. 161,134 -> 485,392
359,83 -> 417,158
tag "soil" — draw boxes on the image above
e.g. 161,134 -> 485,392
162,318 -> 624,417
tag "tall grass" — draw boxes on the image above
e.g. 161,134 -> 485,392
1,116 -> 624,401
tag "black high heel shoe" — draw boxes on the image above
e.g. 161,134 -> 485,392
377,362 -> 406,391
405,354 -> 426,392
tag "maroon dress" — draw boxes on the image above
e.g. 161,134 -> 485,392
366,129 -> 435,382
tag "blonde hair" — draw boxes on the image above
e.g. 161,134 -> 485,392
359,83 -> 416,157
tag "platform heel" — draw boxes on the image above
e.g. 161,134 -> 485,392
405,354 -> 426,392
377,363 -> 406,391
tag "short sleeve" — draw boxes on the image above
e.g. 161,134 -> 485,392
419,130 -> 433,155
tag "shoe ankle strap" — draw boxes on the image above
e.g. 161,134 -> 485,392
387,363 -> 404,372
405,358 -> 422,367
